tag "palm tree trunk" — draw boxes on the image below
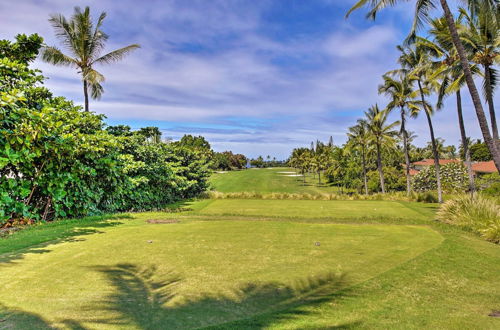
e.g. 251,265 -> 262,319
376,142 -> 386,193
400,108 -> 411,196
83,80 -> 89,112
439,0 -> 500,172
456,90 -> 475,192
361,148 -> 368,195
484,64 -> 498,142
418,80 -> 442,203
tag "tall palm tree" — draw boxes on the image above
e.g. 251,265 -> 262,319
459,4 -> 499,141
347,119 -> 370,194
378,73 -> 422,196
365,105 -> 399,193
397,45 -> 444,203
347,0 -> 500,174
420,16 -> 479,191
41,6 -> 140,111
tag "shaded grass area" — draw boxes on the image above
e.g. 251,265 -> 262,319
210,167 -> 342,194
0,214 -> 130,264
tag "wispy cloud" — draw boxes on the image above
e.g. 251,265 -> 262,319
1,0 -> 496,158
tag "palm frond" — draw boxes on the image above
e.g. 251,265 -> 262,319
89,81 -> 104,100
93,44 -> 140,65
40,46 -> 78,67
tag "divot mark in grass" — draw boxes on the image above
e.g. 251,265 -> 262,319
489,310 -> 500,317
147,219 -> 180,224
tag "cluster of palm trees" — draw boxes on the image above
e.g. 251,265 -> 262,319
347,0 -> 498,203
289,139 -> 336,185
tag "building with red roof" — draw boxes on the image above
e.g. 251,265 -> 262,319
406,159 -> 497,177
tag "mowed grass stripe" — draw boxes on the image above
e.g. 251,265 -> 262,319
196,199 -> 429,220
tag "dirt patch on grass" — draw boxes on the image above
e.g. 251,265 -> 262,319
146,219 -> 180,224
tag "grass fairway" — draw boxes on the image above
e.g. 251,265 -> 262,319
210,167 -> 342,194
1,168 -> 499,329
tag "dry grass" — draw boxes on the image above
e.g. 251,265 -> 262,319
437,194 -> 500,243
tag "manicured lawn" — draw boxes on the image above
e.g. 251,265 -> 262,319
0,218 -> 442,329
1,170 -> 499,329
210,167 -> 343,194
195,199 -> 435,221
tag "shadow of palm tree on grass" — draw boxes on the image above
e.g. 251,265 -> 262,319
0,215 -> 130,265
87,263 -> 358,329
0,303 -> 51,329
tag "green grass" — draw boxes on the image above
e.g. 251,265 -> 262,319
0,169 -> 499,329
195,199 -> 435,221
210,167 -> 344,194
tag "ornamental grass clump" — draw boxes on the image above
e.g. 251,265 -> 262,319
437,195 -> 500,243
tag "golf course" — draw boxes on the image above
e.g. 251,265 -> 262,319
0,168 -> 498,329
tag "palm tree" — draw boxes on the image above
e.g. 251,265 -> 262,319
420,16 -> 478,191
397,45 -> 444,203
41,6 -> 140,112
459,4 -> 499,141
347,119 -> 370,194
347,0 -> 500,174
365,105 -> 399,193
378,73 -> 422,196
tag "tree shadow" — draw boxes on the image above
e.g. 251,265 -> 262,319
82,263 -> 360,329
0,303 -> 52,329
0,214 -> 131,265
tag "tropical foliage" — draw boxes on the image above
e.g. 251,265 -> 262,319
0,34 -> 209,226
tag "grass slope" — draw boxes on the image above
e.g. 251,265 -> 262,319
0,218 -> 442,329
0,168 -> 499,329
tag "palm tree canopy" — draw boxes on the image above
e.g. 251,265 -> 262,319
41,6 -> 140,100
364,104 -> 400,149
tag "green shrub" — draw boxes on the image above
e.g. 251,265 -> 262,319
413,162 -> 468,192
476,172 -> 500,197
0,34 -> 210,224
437,195 -> 500,243
415,192 -> 438,203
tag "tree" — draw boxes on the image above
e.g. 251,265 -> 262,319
138,127 -> 162,144
378,73 -> 421,196
468,139 -> 493,161
364,105 -> 399,193
41,6 -> 140,112
346,0 -> 500,176
397,44 -> 444,202
347,120 -> 370,194
459,4 -> 499,141
420,15 -> 478,191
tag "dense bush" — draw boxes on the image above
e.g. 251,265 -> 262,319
412,162 -> 468,192
437,195 -> 500,243
476,173 -> 500,197
366,167 -> 406,193
211,151 -> 247,170
0,34 -> 210,225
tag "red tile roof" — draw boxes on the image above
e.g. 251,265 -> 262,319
409,169 -> 420,176
471,161 -> 498,174
413,159 -> 461,166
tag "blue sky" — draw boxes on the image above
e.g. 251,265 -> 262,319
1,0 -> 497,159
